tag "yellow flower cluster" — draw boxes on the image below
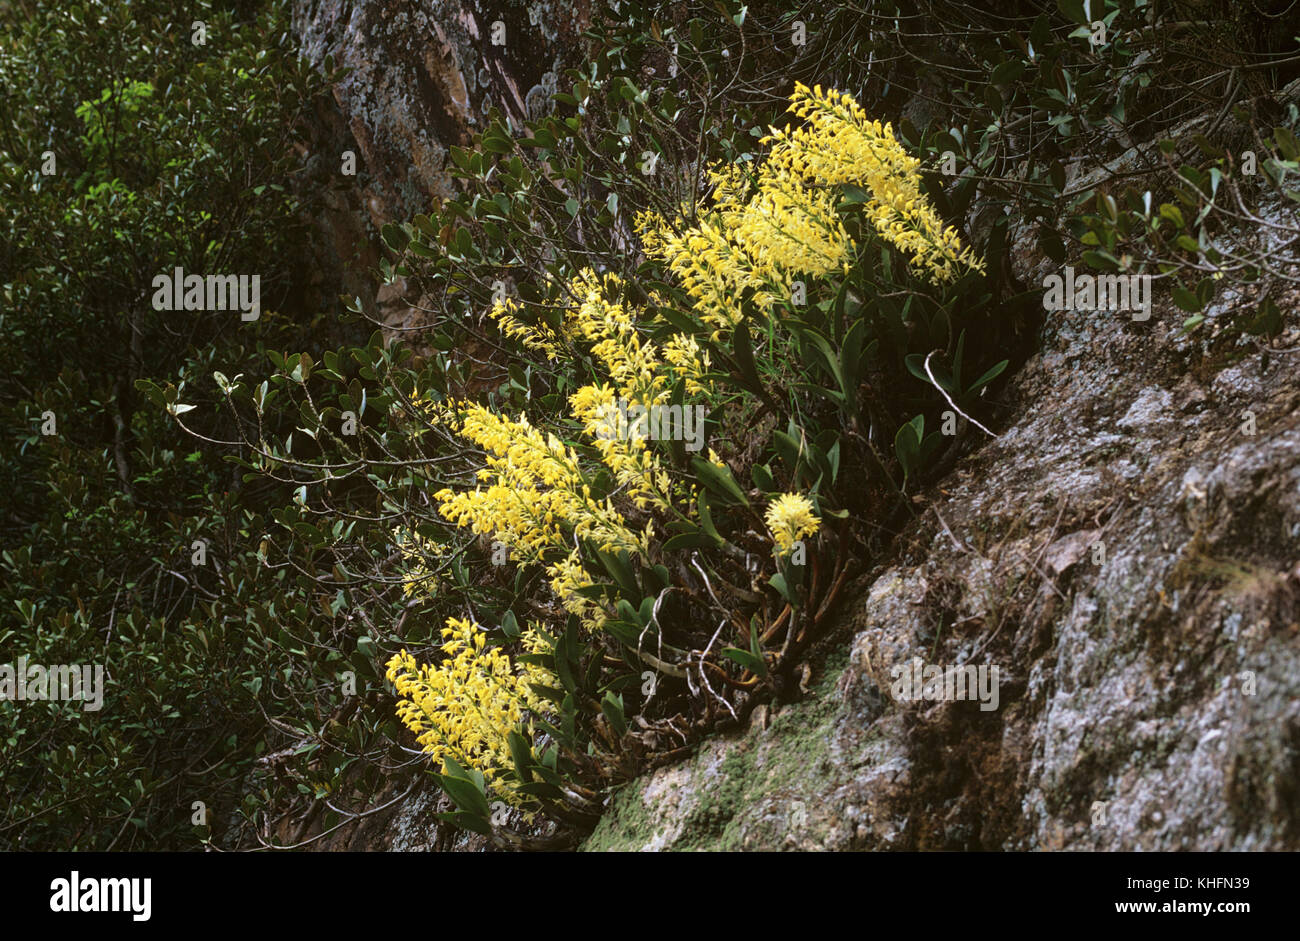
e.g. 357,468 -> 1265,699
438,269 -> 710,630
636,85 -> 982,333
490,296 -> 563,360
636,208 -> 773,332
567,271 -> 662,402
732,162 -> 852,282
435,401 -> 645,557
765,492 -> 821,554
387,617 -> 552,808
575,274 -> 694,510
434,406 -> 637,631
635,148 -> 854,334
766,83 -> 984,282
393,529 -> 449,599
661,334 -> 711,397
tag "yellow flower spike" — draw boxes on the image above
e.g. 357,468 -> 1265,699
389,614 -> 552,808
765,492 -> 821,555
637,86 -> 981,331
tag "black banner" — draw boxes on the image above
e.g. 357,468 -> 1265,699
0,851 -> 1283,928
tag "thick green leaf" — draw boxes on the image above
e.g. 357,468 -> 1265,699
895,415 -> 924,482
435,810 -> 492,835
507,730 -> 534,784
691,457 -> 749,507
664,531 -> 722,551
439,773 -> 491,819
722,647 -> 766,675
730,320 -> 764,395
769,572 -> 791,604
601,692 -> 627,738
381,223 -> 410,253
1171,285 -> 1202,313
965,359 -> 1008,397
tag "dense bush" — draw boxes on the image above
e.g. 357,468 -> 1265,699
0,0 -> 342,849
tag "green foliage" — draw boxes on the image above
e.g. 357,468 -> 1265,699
0,0 -> 339,849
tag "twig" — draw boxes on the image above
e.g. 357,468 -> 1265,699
696,619 -> 736,720
932,505 -> 970,553
923,350 -> 1000,439
636,585 -> 672,692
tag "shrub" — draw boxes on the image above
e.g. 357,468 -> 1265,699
0,0 -> 336,849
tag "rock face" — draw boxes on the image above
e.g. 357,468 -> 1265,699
292,0 -> 590,227
585,221 -> 1300,852
298,777 -> 491,852
290,0 -> 591,333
